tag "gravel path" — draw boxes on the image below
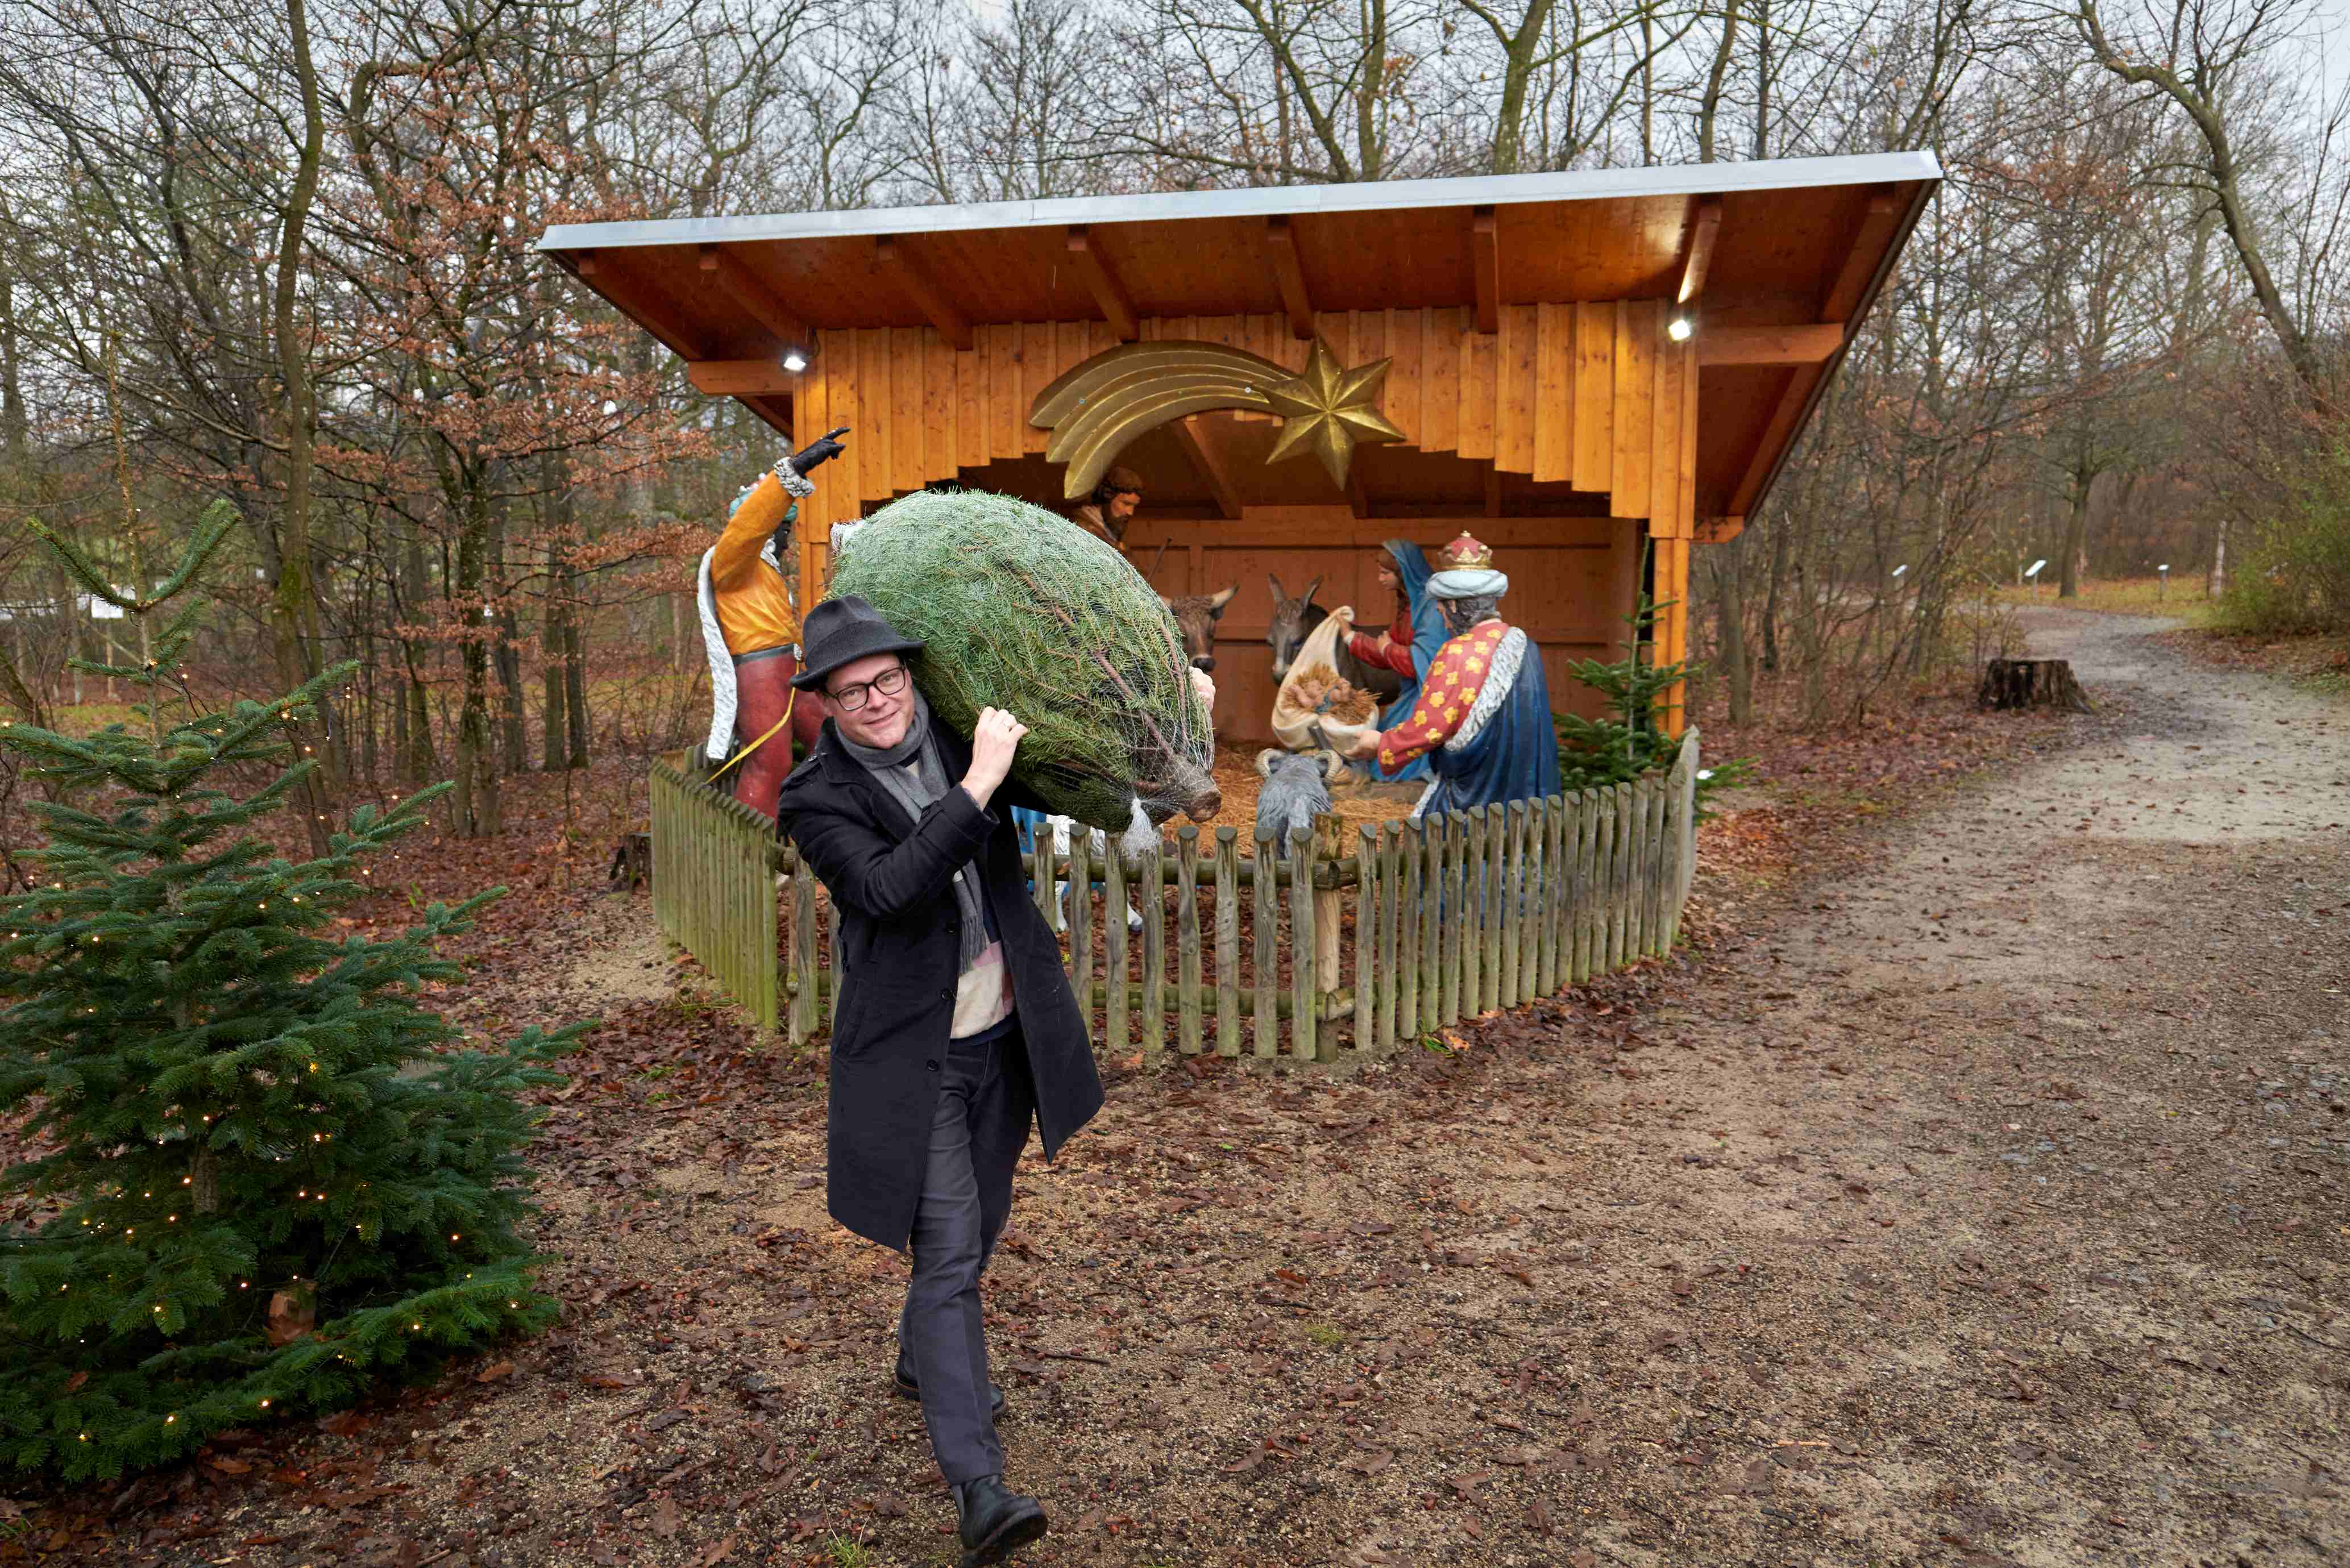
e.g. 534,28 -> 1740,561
1536,606 -> 2347,1566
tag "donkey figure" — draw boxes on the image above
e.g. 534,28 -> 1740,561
1264,573 -> 1404,701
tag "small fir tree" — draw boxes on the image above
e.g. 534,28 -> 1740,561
0,502 -> 583,1480
1554,567 -> 1753,814
1554,580 -> 1694,791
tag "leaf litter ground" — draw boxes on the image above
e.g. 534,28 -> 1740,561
3,608 -> 2345,1567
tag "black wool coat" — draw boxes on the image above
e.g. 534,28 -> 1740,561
775,719 -> 1102,1250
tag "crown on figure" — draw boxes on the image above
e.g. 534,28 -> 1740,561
1437,532 -> 1494,571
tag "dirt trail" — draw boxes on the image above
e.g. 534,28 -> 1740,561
131,612 -> 2343,1568
1526,606 -> 2347,1567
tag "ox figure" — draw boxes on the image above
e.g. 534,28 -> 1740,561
1140,542 -> 1236,675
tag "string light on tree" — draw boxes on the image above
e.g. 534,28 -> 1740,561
0,501 -> 587,1479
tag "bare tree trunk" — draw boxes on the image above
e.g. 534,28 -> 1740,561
2058,462 -> 2092,598
564,604 -> 589,770
397,525 -> 434,786
271,0 -> 333,855
541,517 -> 569,771
1710,543 -> 1752,726
1697,2 -> 1738,164
497,602 -> 527,773
452,485 -> 499,836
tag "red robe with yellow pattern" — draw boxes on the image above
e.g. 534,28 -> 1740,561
1375,619 -> 1510,773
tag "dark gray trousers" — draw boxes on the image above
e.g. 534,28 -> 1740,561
896,1016 -> 1033,1486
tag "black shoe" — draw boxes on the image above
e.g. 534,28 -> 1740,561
894,1367 -> 1007,1419
953,1474 -> 1047,1567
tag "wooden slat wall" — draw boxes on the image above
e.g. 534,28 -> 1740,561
789,307 -> 1704,719
791,307 -> 1698,510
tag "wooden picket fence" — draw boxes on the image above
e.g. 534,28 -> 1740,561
647,729 -> 1700,1063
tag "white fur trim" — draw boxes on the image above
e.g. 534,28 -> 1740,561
1445,627 -> 1527,755
696,549 -> 738,763
775,461 -> 815,498
1428,567 -> 1508,600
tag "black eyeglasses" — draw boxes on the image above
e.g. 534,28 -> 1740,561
828,664 -> 909,712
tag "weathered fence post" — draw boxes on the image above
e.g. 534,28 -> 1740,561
1595,787 -> 1615,969
1353,823 -> 1379,1057
1507,799 -> 1531,1005
1067,829 -> 1093,1024
1031,825 -> 1057,931
1442,810 -> 1468,1025
1537,796 -> 1561,995
1292,823 -> 1320,1061
1105,841 -> 1131,1058
1140,834 -> 1166,1067
1418,817 -> 1441,1032
1214,827 -> 1240,1056
1311,813 -> 1344,1059
1379,821 -> 1403,1054
1176,825 -> 1203,1057
1399,818 -> 1425,1042
790,869 -> 819,1046
1253,826 -> 1279,1059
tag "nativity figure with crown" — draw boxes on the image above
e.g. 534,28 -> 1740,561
1345,531 -> 1560,819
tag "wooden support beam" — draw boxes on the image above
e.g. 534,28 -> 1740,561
567,251 -> 705,361
1471,208 -> 1500,335
1483,466 -> 1503,518
874,238 -> 972,349
1169,415 -> 1244,520
1265,217 -> 1315,340
1695,514 -> 1746,544
1347,463 -> 1373,521
1696,323 -> 1844,367
1676,196 -> 1722,306
741,394 -> 796,438
700,246 -> 811,350
1726,187 -> 1905,518
1066,227 -> 1140,342
1819,190 -> 1903,322
688,360 -> 795,397
1727,374 -> 1815,518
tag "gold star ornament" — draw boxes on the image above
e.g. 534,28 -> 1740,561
1258,339 -> 1407,488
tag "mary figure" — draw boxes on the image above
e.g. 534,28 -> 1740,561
1340,539 -> 1450,784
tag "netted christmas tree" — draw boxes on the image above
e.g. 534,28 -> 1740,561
829,489 -> 1219,831
0,501 -> 584,1480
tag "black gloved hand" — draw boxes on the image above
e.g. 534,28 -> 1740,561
787,426 -> 850,476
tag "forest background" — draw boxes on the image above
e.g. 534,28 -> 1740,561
1,0 -> 2346,855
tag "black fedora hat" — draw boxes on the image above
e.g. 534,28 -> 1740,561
792,595 -> 926,691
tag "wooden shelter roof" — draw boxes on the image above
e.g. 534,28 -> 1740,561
540,151 -> 1939,522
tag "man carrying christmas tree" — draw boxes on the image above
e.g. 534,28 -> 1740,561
696,428 -> 848,816
1345,531 -> 1562,817
774,596 -> 1101,1567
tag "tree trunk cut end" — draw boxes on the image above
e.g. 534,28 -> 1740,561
1978,658 -> 2092,714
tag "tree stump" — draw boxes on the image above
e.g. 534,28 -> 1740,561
1978,658 -> 2091,713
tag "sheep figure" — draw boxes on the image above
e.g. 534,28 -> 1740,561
1253,747 -> 1347,855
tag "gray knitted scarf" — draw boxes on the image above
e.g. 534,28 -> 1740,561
836,689 -> 989,972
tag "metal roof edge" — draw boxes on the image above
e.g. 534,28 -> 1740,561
537,151 -> 1944,255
